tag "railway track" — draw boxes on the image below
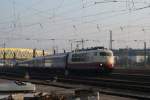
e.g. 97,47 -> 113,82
57,75 -> 150,92
29,73 -> 150,99
0,67 -> 150,99
0,74 -> 150,100
114,68 -> 150,75
1,68 -> 150,92
110,73 -> 150,82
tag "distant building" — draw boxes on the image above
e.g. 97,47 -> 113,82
113,48 -> 150,67
0,48 -> 49,60
0,48 -> 50,66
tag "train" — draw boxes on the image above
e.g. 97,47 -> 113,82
16,47 -> 114,75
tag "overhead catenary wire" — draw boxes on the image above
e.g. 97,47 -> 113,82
1,0 -> 150,28
12,3 -> 150,34
1,1 -> 149,22
1,0 -> 150,49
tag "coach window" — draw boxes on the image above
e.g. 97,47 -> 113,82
94,52 -> 97,56
72,53 -> 86,62
72,54 -> 79,62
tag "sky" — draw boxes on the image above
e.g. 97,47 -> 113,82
0,0 -> 150,52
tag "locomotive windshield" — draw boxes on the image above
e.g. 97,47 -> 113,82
100,52 -> 112,56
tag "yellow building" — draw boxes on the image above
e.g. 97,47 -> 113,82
0,48 -> 49,60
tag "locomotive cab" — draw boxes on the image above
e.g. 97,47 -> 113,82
67,48 -> 114,73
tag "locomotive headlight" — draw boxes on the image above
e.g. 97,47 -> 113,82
100,63 -> 103,66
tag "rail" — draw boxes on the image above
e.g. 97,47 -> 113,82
0,67 -> 150,99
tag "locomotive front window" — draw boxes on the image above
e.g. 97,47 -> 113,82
100,52 -> 112,56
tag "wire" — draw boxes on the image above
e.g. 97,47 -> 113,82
1,0 -> 150,45
95,0 -> 149,4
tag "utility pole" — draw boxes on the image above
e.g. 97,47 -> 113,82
126,46 -> 129,68
69,40 -> 73,52
71,42 -> 73,51
81,39 -> 84,49
12,0 -> 17,29
51,39 -> 56,54
109,30 -> 112,50
33,48 -> 36,58
144,41 -> 147,67
42,50 -> 45,56
3,42 -> 6,66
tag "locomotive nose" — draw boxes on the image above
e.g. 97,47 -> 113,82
109,58 -> 114,65
107,57 -> 114,68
